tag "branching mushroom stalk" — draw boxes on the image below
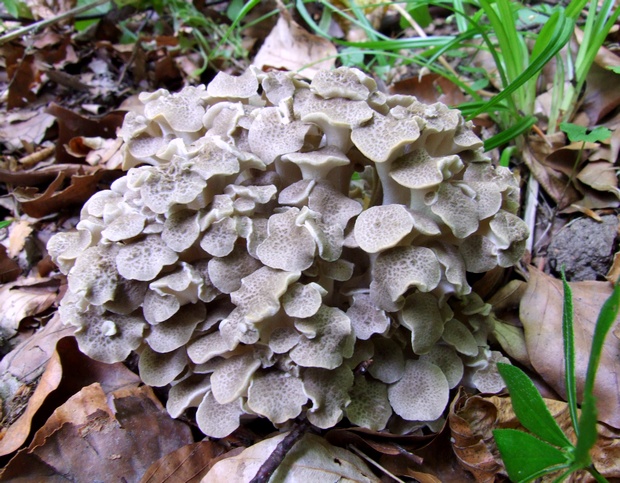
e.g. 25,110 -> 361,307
48,66 -> 529,438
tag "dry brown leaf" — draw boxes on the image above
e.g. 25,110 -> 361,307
13,169 -> 105,218
450,389 -> 620,480
0,277 -> 59,338
520,267 -> 620,428
0,107 -> 56,153
389,73 -> 467,107
141,441 -> 229,483
0,244 -> 21,284
582,62 -> 620,124
0,332 -> 64,457
576,161 -> 620,195
203,432 -> 381,482
45,103 -> 126,164
523,138 -> 582,209
0,383 -> 193,481
252,10 -> 337,79
448,389 -> 503,482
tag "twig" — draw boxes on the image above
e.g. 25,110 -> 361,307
249,419 -> 312,483
348,444 -> 407,483
0,0 -> 111,45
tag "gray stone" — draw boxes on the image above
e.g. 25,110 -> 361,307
548,214 -> 618,281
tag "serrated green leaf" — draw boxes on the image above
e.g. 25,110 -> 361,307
560,122 -> 612,143
497,363 -> 572,448
494,429 -> 568,482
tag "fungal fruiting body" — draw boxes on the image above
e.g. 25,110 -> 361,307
48,67 -> 528,437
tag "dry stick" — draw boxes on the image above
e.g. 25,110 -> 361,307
249,419 -> 312,483
0,0 -> 111,45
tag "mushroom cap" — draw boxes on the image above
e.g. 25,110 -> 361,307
310,66 -> 376,101
142,85 -> 208,133
247,370 -> 307,424
351,111 -> 421,163
346,375 -> 392,431
196,391 -> 244,438
281,146 -> 350,180
354,204 -> 415,254
370,246 -> 442,312
302,365 -> 354,428
387,359 -> 449,422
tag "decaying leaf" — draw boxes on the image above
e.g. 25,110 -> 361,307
520,267 -> 620,428
0,244 -> 21,284
141,441 -> 229,483
389,73 -> 467,106
252,10 -> 337,79
13,169 -> 105,218
0,277 -> 59,339
203,432 -> 381,482
0,383 -> 193,481
0,107 -> 56,152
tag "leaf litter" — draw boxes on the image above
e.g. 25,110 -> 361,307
1,1 -> 620,481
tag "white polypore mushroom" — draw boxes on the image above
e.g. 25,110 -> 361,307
367,337 -> 405,383
400,292 -> 447,355
370,246 -> 442,312
310,66 -> 376,101
47,229 -> 93,274
101,212 -> 146,242
345,293 -> 390,340
68,244 -> 120,306
281,146 -> 350,181
167,375 -> 212,418
248,107 -> 313,165
256,207 -> 317,272
247,371 -> 307,424
73,308 -> 145,364
161,209 -> 200,252
142,85 -> 208,133
354,205 -> 415,254
345,375 -> 392,431
282,282 -> 326,318
139,346 -> 188,387
419,345 -> 464,389
290,306 -> 355,369
210,350 -> 262,404
387,359 -> 449,422
206,69 -> 259,100
116,235 -> 178,281
302,365 -> 354,428
196,391 -> 244,438
442,319 -> 479,356
200,216 -> 238,257
145,303 -> 206,353
207,245 -> 262,294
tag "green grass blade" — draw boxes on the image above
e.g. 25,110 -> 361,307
573,280 -> 620,465
468,7 -> 574,119
497,363 -> 572,448
494,429 -> 569,483
483,115 -> 536,151
561,269 -> 579,435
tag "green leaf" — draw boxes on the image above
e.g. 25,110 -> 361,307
574,280 -> 620,465
609,66 -> 620,74
0,220 -> 13,229
484,115 -> 536,151
494,429 -> 569,482
560,122 -> 612,143
497,363 -> 572,448
561,269 -> 579,434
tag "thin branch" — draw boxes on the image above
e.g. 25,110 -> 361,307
249,419 -> 312,483
0,0 -> 111,45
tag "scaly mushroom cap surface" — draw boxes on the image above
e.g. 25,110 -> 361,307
48,67 -> 528,438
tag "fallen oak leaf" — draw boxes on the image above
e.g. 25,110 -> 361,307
519,267 -> 620,429
0,383 -> 193,482
13,168 -> 105,218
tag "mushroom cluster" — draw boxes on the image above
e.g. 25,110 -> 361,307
48,67 -> 528,437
